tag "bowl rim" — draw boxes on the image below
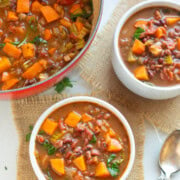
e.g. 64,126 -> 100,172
114,0 -> 180,92
0,0 -> 104,95
29,96 -> 135,180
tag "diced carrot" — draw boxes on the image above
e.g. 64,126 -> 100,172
31,1 -> 43,13
134,65 -> 149,81
14,27 -> 25,35
60,18 -> 72,28
155,27 -> 166,38
50,158 -> 65,176
1,72 -> 12,82
69,4 -> 82,14
43,29 -> 52,41
134,20 -> 148,29
73,155 -> 86,171
41,118 -> 58,136
82,113 -> 92,122
166,17 -> 180,26
64,111 -> 81,127
3,43 -> 22,59
40,6 -> 60,23
75,22 -> 84,32
17,0 -> 30,13
95,162 -> 110,177
0,57 -> 11,74
48,48 -> 57,56
132,39 -> 145,55
2,78 -> 19,90
177,38 -> 180,51
7,11 -> 18,21
3,38 -> 12,43
22,60 -> 46,79
107,138 -> 123,152
107,128 -> 116,138
39,59 -> 48,69
22,43 -> 35,59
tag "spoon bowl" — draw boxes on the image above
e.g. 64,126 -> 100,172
159,130 -> 180,179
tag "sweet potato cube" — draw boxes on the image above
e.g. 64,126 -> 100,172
155,27 -> 166,38
31,1 -> 43,13
48,48 -> 56,56
50,158 -> 65,175
65,111 -> 81,127
134,65 -> 149,81
73,155 -> 86,171
22,60 -> 46,79
82,113 -> 92,122
22,43 -> 35,59
166,17 -> 180,26
2,78 -> 19,90
0,56 -> 11,74
95,162 -> 110,177
7,11 -> 18,21
41,118 -> 58,136
134,20 -> 148,29
107,138 -> 123,152
132,39 -> 145,55
17,0 -> 30,13
41,6 -> 60,23
43,29 -> 52,40
177,38 -> 180,51
107,128 -> 116,138
3,43 -> 22,59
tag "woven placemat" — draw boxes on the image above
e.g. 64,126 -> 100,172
12,94 -> 144,180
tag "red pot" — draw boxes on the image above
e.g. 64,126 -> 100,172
0,0 -> 103,99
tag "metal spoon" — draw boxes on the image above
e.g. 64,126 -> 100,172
159,130 -> 180,180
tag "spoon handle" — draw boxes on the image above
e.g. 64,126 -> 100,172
158,171 -> 171,180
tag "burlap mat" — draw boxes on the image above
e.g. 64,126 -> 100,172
78,0 -> 180,134
12,94 -> 144,180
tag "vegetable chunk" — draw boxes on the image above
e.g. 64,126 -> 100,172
65,111 -> 81,127
107,138 -> 123,152
7,11 -> 18,21
155,27 -> 166,38
22,60 -> 47,79
2,78 -> 19,90
3,43 -> 22,59
134,20 -> 148,29
132,39 -> 145,55
134,65 -> 149,81
166,17 -> 180,26
50,158 -> 65,175
73,155 -> 86,171
41,118 -> 58,136
95,162 -> 110,177
17,0 -> 30,13
40,6 -> 60,23
0,57 -> 11,74
31,1 -> 42,13
82,113 -> 92,122
22,43 -> 35,59
177,38 -> 180,51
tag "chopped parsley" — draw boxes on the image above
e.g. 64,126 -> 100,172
90,134 -> 97,144
55,77 -> 73,94
133,27 -> 145,40
30,35 -> 47,45
43,139 -> 56,155
26,125 -> 34,142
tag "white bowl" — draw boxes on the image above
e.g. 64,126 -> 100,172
112,0 -> 180,100
29,96 -> 135,180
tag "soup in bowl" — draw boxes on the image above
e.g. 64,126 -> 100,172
112,0 -> 180,99
29,96 -> 135,180
0,0 -> 103,99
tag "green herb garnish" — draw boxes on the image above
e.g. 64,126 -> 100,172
47,170 -> 53,180
28,17 -> 38,32
30,35 -> 47,45
107,154 -> 122,177
70,10 -> 92,21
90,134 -> 97,144
133,27 -> 145,40
38,130 -> 45,135
55,77 -> 73,94
43,139 -> 56,155
0,43 -> 5,48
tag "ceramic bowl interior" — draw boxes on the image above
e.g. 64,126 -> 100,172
29,96 -> 135,180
